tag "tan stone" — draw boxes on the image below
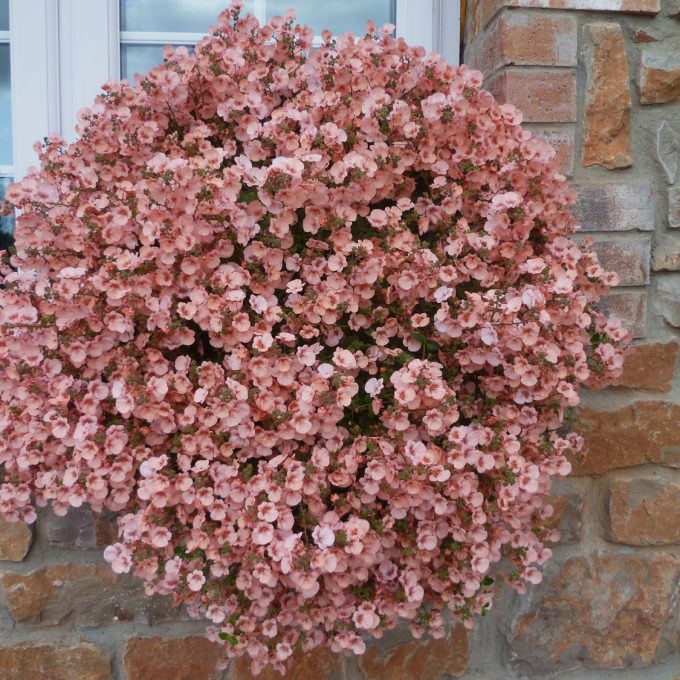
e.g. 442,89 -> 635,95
359,627 -> 469,680
632,28 -> 659,42
124,637 -> 224,680
583,24 -> 632,169
505,554 -> 680,673
573,402 -> 680,475
638,48 -> 680,105
653,236 -> 680,271
0,643 -> 110,680
230,645 -> 341,680
0,516 -> 32,561
670,185 -> 680,228
0,562 -> 172,626
598,290 -> 647,338
657,277 -> 680,328
541,480 -> 586,543
612,342 -> 678,391
608,476 -> 680,544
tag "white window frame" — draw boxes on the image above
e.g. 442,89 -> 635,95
7,0 -> 459,182
1,12 -> 12,184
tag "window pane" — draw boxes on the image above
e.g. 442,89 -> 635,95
121,44 -> 198,81
121,0 -> 254,33
121,44 -> 165,81
265,0 -> 395,35
0,176 -> 14,250
0,44 -> 11,166
0,0 -> 8,32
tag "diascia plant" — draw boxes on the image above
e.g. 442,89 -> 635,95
0,2 -> 629,673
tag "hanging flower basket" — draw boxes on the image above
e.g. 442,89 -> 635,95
0,2 -> 629,674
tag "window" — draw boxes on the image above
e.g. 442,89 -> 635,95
5,0 -> 459,189
0,0 -> 12,248
120,0 -> 403,81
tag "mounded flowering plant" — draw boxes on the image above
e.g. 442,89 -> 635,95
0,2 -> 629,673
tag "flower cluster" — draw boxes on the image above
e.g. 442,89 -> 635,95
0,2 -> 628,673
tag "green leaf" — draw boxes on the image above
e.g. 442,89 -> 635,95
219,632 -> 239,645
481,577 -> 494,587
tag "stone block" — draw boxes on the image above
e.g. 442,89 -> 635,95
612,341 -> 678,391
591,238 -> 650,286
573,401 -> 680,475
486,69 -> 577,123
124,637 -> 225,680
504,554 -> 680,674
0,516 -> 32,562
607,475 -> 680,545
582,23 -> 632,170
0,643 -> 110,680
638,46 -> 680,105
574,183 -> 654,232
359,627 -> 469,680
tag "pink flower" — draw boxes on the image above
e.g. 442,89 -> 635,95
103,543 -> 132,574
434,286 -> 453,303
252,523 -> 274,546
365,378 -> 384,396
312,525 -> 335,549
187,569 -> 206,591
332,348 -> 357,370
271,156 -> 304,179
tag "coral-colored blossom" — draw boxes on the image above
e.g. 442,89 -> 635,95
0,2 -> 628,674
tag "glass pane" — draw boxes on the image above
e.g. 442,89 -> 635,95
121,44 -> 199,81
121,44 -> 165,81
0,0 -> 8,32
0,44 -> 11,166
265,0 -> 395,35
0,176 -> 14,251
121,0 -> 254,33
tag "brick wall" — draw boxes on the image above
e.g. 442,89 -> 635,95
1,3 -> 679,679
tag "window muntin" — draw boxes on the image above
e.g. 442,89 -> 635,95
0,0 -> 12,244
0,42 -> 12,166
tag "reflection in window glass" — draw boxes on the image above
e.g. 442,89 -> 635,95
121,45 -> 167,81
121,44 -> 196,82
0,0 -> 8,32
119,1 -> 397,83
265,0 -> 395,35
121,0 -> 254,33
0,176 -> 14,250
0,44 -> 11,166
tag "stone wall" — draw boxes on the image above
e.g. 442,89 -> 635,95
1,2 -> 679,679
462,0 -> 680,678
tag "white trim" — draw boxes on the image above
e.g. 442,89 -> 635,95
121,30 -> 204,45
396,0 -> 459,64
9,0 -> 59,180
396,0 -> 435,52
253,0 -> 266,24
435,0 -> 461,65
0,29 -> 9,42
58,0 -> 119,143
